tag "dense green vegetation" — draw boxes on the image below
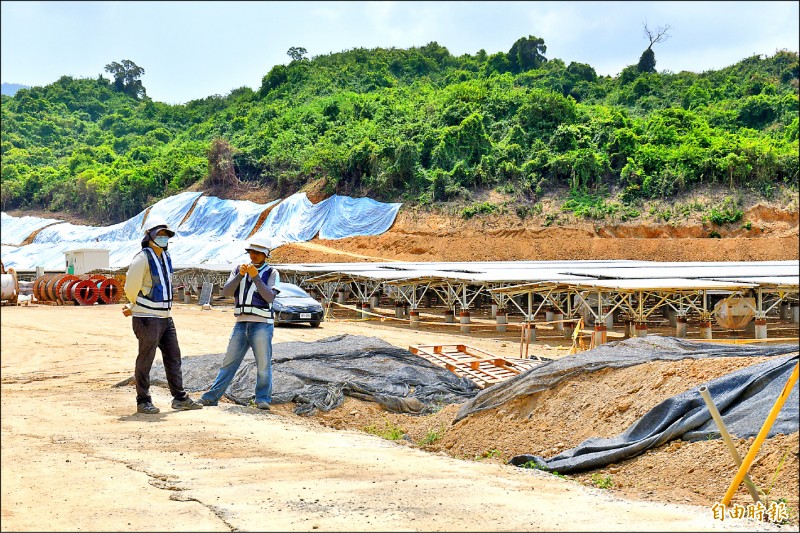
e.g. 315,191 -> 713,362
1,37 -> 798,223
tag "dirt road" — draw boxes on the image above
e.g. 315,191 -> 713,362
1,303 -> 790,532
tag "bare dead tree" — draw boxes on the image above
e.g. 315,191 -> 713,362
643,21 -> 671,51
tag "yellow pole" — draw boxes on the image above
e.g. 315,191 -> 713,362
699,386 -> 760,503
721,362 -> 799,506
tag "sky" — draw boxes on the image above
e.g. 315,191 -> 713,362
1,1 -> 798,105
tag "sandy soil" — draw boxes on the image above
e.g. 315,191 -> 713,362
1,303 -> 797,532
2,195 -> 798,531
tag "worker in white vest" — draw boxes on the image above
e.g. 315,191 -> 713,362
123,215 -> 203,414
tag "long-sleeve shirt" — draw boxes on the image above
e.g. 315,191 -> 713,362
124,249 -> 171,318
222,265 -> 278,323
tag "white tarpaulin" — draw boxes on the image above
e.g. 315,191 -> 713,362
252,192 -> 333,245
249,193 -> 401,246
177,196 -> 279,240
319,195 -> 401,240
1,212 -> 64,245
1,192 -> 401,270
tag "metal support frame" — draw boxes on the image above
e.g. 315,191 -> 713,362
387,281 -> 432,311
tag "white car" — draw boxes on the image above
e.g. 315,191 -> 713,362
272,282 -> 324,327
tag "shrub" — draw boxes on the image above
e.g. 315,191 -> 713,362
462,201 -> 498,218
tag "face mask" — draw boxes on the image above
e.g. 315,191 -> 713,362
153,236 -> 169,248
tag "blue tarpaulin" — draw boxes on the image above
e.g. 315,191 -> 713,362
319,195 -> 401,240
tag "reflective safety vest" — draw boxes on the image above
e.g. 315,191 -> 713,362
234,264 -> 274,320
136,247 -> 173,311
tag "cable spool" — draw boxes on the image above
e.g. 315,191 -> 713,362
714,296 -> 755,330
44,275 -> 65,302
71,279 -> 99,305
59,278 -> 80,302
1,267 -> 19,303
32,276 -> 44,300
33,274 -> 55,301
53,275 -> 80,304
95,277 -> 121,304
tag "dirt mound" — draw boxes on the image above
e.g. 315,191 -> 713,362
270,354 -> 799,523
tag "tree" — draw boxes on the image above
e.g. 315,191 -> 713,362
104,59 -> 146,99
206,138 -> 239,188
508,36 -> 547,74
637,22 -> 670,73
287,46 -> 308,61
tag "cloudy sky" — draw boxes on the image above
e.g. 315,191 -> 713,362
1,1 -> 798,104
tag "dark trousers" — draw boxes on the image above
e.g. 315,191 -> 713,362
132,317 -> 188,405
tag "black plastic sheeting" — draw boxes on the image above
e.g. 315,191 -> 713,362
455,336 -> 797,423
494,338 -> 798,474
149,334 -> 479,415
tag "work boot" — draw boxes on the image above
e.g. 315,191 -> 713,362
172,397 -> 203,410
256,401 -> 271,411
198,398 -> 218,406
137,401 -> 160,414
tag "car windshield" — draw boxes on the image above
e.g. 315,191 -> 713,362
275,282 -> 310,298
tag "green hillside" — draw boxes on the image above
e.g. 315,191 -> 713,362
1,38 -> 797,223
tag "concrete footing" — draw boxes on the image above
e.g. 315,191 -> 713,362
635,322 -> 648,337
754,318 -> 768,339
459,311 -> 471,333
667,308 -> 677,327
444,309 -> 455,323
675,316 -> 687,338
409,310 -> 420,329
593,324 -> 607,346
699,320 -> 713,339
553,312 -> 564,331
496,309 -> 507,332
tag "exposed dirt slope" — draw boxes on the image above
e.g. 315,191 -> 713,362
300,355 -> 798,522
271,201 -> 799,264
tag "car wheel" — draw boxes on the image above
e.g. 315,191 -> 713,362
309,321 -> 321,327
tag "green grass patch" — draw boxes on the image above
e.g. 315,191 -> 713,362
591,473 -> 614,489
363,417 -> 405,441
561,190 -> 640,221
417,425 -> 445,446
519,460 -> 566,479
474,448 -> 502,460
461,201 -> 498,219
706,196 -> 744,225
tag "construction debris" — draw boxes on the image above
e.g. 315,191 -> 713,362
408,344 -> 545,389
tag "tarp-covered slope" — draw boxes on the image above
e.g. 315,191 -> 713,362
0,192 -> 401,270
461,337 -> 800,475
146,334 -> 478,415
